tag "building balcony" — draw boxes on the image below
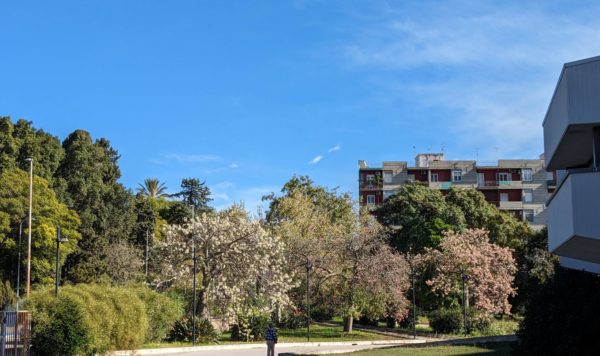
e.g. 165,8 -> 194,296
498,201 -> 524,209
359,182 -> 382,191
547,179 -> 557,188
543,57 -> 600,170
547,171 -> 600,264
429,181 -> 453,190
478,180 -> 523,189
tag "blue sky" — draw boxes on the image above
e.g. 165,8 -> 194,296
2,0 -> 600,211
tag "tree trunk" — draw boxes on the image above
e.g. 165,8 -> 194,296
343,315 -> 353,333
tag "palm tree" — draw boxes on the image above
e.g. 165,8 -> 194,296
138,178 -> 168,199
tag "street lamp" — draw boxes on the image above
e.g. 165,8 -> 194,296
190,206 -> 197,345
305,257 -> 312,342
406,252 -> 417,340
16,217 -> 34,310
25,157 -> 33,298
55,226 -> 69,297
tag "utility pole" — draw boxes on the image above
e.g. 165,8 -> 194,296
306,257 -> 312,342
55,225 -> 68,297
25,157 -> 33,298
145,229 -> 149,280
191,206 -> 197,345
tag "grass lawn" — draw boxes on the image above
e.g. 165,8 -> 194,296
142,323 -> 396,348
308,342 -> 512,356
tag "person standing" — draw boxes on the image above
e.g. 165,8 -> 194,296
265,322 -> 278,356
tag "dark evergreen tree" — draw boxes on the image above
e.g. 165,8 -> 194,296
171,178 -> 213,214
55,130 -> 136,282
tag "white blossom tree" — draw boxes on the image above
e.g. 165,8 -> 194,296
153,206 -> 292,319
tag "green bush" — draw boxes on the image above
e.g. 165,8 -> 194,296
31,296 -> 91,356
26,284 -> 149,354
0,280 -> 15,308
168,316 -> 217,343
230,310 -> 270,342
429,308 -> 464,334
278,311 -> 306,329
132,287 -> 184,342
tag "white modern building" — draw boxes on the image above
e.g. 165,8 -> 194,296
544,56 -> 600,274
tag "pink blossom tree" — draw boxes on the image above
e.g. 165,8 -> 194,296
422,228 -> 517,315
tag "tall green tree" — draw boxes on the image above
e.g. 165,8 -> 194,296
171,178 -> 213,214
0,169 -> 80,285
137,178 -> 168,199
264,175 -> 353,226
445,188 -> 531,248
373,183 -> 464,253
0,118 -> 63,182
54,130 -> 135,283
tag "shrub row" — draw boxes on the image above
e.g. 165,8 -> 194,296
26,284 -> 183,355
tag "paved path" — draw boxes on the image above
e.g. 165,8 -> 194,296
149,343 -> 394,356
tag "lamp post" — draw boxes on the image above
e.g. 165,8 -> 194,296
410,261 -> 417,339
25,157 -> 33,298
16,217 -> 30,310
190,206 -> 197,345
145,229 -> 149,280
55,226 -> 69,297
305,257 -> 312,342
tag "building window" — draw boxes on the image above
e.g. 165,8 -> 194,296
522,168 -> 533,182
367,195 -> 376,205
366,174 -> 375,184
383,171 -> 393,184
452,170 -> 462,182
497,172 -> 511,182
383,191 -> 395,200
523,209 -> 534,223
477,173 -> 484,186
547,172 -> 554,180
500,193 -> 509,202
523,189 -> 533,203
431,173 -> 439,182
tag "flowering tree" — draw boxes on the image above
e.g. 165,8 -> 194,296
422,228 -> 517,315
333,212 -> 410,332
153,206 -> 292,318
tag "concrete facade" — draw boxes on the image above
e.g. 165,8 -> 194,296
359,154 -> 553,228
544,56 -> 600,272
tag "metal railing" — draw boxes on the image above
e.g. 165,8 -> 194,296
1,311 -> 31,356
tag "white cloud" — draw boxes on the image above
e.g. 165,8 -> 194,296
336,1 -> 600,158
328,144 -> 341,153
309,155 -> 323,164
229,163 -> 239,169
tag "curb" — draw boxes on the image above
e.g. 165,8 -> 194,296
110,338 -> 434,355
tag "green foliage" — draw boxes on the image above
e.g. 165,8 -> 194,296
373,184 -> 464,253
445,188 -> 531,248
264,175 -> 353,226
169,316 -> 217,343
0,169 -> 81,285
55,130 -> 136,283
171,178 -> 213,214
31,295 -> 91,356
514,267 -> 600,355
428,308 -> 463,334
0,117 -> 63,183
279,310 -> 307,329
230,309 -> 271,342
133,286 -> 184,342
0,280 -> 15,307
26,284 -> 149,354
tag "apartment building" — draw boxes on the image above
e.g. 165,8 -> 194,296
358,153 -> 555,228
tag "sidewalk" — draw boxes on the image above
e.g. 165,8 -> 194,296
111,338 -> 435,356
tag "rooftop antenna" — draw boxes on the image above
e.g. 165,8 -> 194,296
441,143 -> 445,153
412,146 -> 416,156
